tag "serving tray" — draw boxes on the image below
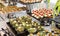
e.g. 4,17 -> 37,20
7,22 -> 29,36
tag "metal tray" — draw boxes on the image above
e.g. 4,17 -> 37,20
6,11 -> 40,36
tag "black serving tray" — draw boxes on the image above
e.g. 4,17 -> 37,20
27,13 -> 52,26
7,22 -> 38,36
7,22 -> 29,36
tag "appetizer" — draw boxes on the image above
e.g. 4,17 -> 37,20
9,16 -> 44,33
20,0 -> 42,3
0,6 -> 26,14
32,8 -> 53,19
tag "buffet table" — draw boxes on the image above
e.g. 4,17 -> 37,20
0,10 -> 52,36
0,1 -> 60,36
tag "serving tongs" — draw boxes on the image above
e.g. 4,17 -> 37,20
0,15 -> 5,21
51,15 -> 60,23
